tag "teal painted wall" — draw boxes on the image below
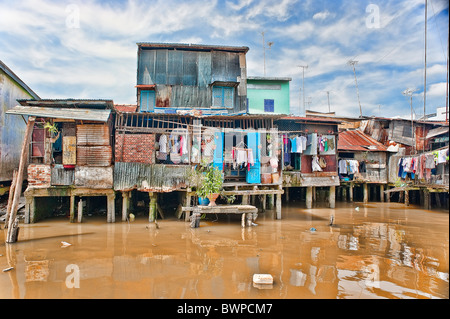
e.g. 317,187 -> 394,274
247,79 -> 290,115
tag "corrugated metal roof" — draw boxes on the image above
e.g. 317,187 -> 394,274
6,105 -> 111,122
338,129 -> 388,152
17,99 -> 114,109
137,42 -> 249,53
114,104 -> 138,113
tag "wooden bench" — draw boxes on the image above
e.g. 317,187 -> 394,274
182,205 -> 258,228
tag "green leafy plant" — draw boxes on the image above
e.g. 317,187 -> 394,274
44,122 -> 58,134
190,160 -> 223,199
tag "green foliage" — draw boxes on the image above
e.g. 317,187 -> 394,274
44,122 -> 58,134
191,161 -> 223,199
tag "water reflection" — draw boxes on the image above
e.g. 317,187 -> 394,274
0,202 -> 448,299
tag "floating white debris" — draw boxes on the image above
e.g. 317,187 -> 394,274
129,213 -> 135,222
355,207 -> 360,211
61,241 -> 72,248
2,267 -> 14,272
253,274 -> 273,285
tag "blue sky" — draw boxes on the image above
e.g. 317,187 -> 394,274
0,0 -> 448,118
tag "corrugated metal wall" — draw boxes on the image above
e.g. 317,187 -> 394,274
76,124 -> 112,166
114,162 -> 189,192
137,48 -> 246,113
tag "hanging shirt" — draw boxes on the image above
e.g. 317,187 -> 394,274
159,134 -> 168,153
290,137 -> 297,153
339,159 -> 348,174
312,156 -> 322,172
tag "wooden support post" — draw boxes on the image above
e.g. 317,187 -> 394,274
306,187 -> 313,209
107,193 -> 115,223
6,117 -> 35,243
4,170 -> 17,228
241,213 -> 246,228
242,194 -> 249,205
434,192 -> 442,208
70,195 -> 75,223
380,185 -> 385,202
329,186 -> 336,209
149,192 -> 157,222
342,187 -> 347,202
363,183 -> 369,204
122,191 -> 129,221
423,189 -> 431,210
78,198 -> 83,223
404,190 -> 409,206
349,183 -> 354,202
267,194 -> 274,209
262,195 -> 267,211
276,193 -> 282,219
285,187 -> 290,202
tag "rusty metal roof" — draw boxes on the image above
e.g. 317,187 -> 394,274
6,105 -> 111,122
338,129 -> 388,152
137,42 -> 249,53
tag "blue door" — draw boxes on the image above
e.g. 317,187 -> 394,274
213,131 -> 224,172
246,132 -> 261,183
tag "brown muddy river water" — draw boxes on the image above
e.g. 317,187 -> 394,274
0,202 -> 448,299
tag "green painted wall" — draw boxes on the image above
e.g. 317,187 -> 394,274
247,78 -> 290,115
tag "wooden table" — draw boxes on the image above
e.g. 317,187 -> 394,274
182,205 -> 258,228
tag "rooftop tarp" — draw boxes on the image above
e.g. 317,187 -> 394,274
6,105 -> 111,122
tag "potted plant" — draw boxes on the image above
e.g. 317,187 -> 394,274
190,161 -> 223,206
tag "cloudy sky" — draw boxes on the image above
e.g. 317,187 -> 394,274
0,0 -> 448,118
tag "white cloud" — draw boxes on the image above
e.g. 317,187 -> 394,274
313,10 -> 331,20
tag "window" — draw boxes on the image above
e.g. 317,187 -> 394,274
140,90 -> 156,112
264,99 -> 274,112
212,86 -> 234,108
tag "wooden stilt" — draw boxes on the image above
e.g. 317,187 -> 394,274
349,183 -> 354,202
148,192 -> 157,222
434,192 -> 441,208
306,187 -> 313,209
78,198 -> 83,223
405,190 -> 409,206
329,186 -> 336,209
6,117 -> 35,243
363,183 -> 369,204
4,170 -> 17,228
380,185 -> 385,202
70,195 -> 75,223
276,193 -> 282,219
107,193 -> 115,223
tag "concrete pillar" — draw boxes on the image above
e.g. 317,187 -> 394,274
306,186 -> 313,209
149,192 -> 157,222
70,195 -> 76,223
107,193 -> 116,223
78,198 -> 83,223
276,193 -> 282,219
25,196 -> 35,224
329,186 -> 336,209
363,183 -> 369,204
122,191 -> 129,221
